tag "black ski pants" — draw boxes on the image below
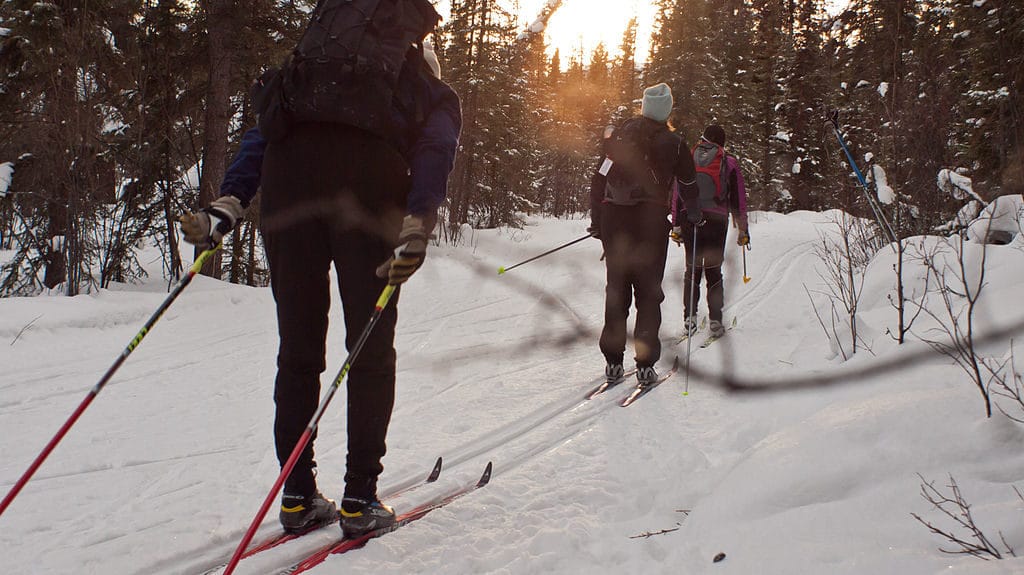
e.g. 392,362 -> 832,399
260,122 -> 409,501
681,215 -> 729,322
599,203 -> 671,368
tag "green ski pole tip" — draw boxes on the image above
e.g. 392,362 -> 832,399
682,391 -> 689,396
498,267 -> 506,275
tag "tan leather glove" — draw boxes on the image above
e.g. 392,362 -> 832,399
376,215 -> 431,285
179,196 -> 245,249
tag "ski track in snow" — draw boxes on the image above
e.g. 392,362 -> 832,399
4,213 -> 1024,575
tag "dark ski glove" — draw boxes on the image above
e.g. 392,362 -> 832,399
376,215 -> 431,285
179,195 -> 245,249
686,208 -> 704,226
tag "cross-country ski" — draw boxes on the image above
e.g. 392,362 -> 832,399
620,358 -> 681,407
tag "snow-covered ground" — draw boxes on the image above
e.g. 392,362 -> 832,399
2,210 -> 1024,574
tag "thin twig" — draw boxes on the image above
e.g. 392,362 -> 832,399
629,524 -> 681,539
10,314 -> 42,346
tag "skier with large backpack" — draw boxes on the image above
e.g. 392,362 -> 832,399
589,83 -> 701,390
671,124 -> 749,340
179,0 -> 461,539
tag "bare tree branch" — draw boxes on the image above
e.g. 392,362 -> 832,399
911,474 -> 1013,560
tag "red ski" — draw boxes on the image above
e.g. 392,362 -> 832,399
198,457 -> 442,575
278,462 -> 492,575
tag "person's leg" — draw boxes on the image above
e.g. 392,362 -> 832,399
599,205 -> 632,367
632,206 -> 670,368
333,228 -> 400,501
260,129 -> 334,500
307,126 -> 410,537
681,222 -> 701,323
304,126 -> 410,503
699,218 -> 729,324
705,267 -> 724,323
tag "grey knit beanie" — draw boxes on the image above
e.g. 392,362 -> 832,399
641,83 -> 673,122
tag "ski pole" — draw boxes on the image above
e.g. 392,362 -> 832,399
497,234 -> 591,275
0,245 -> 222,519
222,282 -> 398,575
683,227 -> 699,396
742,245 -> 751,284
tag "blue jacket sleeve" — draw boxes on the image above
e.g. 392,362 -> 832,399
218,127 -> 266,208
406,79 -> 462,217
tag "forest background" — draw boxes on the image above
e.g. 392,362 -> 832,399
0,0 -> 1020,295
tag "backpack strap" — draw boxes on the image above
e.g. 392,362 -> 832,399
719,150 -> 730,203
390,45 -> 432,153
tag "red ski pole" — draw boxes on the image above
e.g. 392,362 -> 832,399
0,246 -> 222,518
222,283 -> 397,575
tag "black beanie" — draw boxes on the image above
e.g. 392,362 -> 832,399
703,125 -> 726,147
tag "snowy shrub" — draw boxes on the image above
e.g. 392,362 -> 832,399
807,211 -> 886,360
965,195 -> 1022,245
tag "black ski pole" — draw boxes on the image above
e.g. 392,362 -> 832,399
498,234 -> 591,275
684,226 -> 699,396
0,246 -> 222,518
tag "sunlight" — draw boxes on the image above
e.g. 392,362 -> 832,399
432,0 -> 656,69
518,0 -> 657,67
431,0 -> 848,70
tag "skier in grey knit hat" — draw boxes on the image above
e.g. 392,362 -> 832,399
641,83 -> 674,122
588,83 -> 700,393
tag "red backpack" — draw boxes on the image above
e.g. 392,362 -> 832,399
692,141 -> 730,209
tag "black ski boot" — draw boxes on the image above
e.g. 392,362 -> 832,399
340,497 -> 396,537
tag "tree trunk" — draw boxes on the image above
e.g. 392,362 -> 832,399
197,0 -> 236,278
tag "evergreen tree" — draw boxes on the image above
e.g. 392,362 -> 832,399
779,0 -> 832,211
612,17 -> 640,116
949,0 -> 1024,197
443,0 -> 531,237
0,0 -> 128,295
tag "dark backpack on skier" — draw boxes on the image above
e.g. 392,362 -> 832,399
252,0 -> 441,143
692,140 -> 730,210
602,117 -> 668,206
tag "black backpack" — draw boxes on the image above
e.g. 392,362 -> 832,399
252,0 -> 440,143
602,117 -> 667,206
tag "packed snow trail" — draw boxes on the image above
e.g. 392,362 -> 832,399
3,213 -> 1024,574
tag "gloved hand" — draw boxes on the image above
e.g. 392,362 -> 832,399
179,195 -> 245,249
376,215 -> 430,285
587,225 -> 600,240
686,209 -> 704,226
738,228 -> 750,247
670,226 -> 683,246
